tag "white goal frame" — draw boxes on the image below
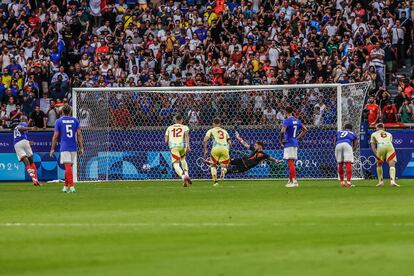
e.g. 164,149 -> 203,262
72,82 -> 369,182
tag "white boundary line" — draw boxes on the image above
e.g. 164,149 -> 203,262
0,222 -> 251,227
1,222 -> 414,228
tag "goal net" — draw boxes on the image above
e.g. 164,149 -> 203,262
73,83 -> 370,182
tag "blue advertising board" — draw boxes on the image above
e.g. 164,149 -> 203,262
1,129 -> 413,181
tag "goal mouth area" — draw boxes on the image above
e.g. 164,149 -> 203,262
72,82 -> 371,182
74,177 -> 365,183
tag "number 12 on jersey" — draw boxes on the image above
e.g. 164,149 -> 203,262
172,128 -> 183,138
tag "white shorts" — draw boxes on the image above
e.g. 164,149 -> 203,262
14,140 -> 33,161
335,143 -> 354,163
283,147 -> 298,160
60,151 -> 77,164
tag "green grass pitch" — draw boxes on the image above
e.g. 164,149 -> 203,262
1,180 -> 414,276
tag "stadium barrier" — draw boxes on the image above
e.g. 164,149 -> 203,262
1,128 -> 413,182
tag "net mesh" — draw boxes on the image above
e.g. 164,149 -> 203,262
340,82 -> 371,179
74,83 -> 370,181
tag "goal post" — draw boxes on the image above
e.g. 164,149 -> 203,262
72,82 -> 370,182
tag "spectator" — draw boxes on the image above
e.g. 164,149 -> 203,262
402,79 -> 414,99
50,75 -> 69,100
263,105 -> 276,124
382,102 -> 398,123
365,97 -> 380,126
29,105 -> 46,129
394,89 -> 407,111
0,104 -> 8,127
313,106 -> 322,126
9,104 -> 22,123
45,100 -> 60,128
398,99 -> 414,123
391,20 -> 406,68
370,42 -> 385,87
6,97 -> 16,117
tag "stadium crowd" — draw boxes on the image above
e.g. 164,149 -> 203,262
0,0 -> 414,129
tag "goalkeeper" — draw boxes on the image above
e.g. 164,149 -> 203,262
227,131 -> 281,174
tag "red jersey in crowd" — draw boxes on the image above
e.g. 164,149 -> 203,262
366,103 -> 380,125
404,85 -> 414,99
382,104 -> 397,123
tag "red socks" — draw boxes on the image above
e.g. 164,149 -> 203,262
30,163 -> 38,181
288,159 -> 297,180
338,162 -> 345,181
26,165 -> 36,182
65,164 -> 74,187
345,162 -> 352,182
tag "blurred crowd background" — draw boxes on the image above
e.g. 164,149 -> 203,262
0,0 -> 414,130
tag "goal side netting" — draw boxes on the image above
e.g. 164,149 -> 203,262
72,83 -> 370,182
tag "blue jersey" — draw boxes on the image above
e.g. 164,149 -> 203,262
282,117 -> 303,148
336,130 -> 357,146
54,116 -> 80,152
13,122 -> 29,145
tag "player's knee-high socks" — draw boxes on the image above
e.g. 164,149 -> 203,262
390,167 -> 396,181
64,164 -> 74,187
181,158 -> 189,176
25,165 -> 37,183
338,162 -> 345,181
376,166 -> 383,181
287,159 -> 296,180
173,162 -> 184,179
345,162 -> 352,182
211,166 -> 217,183
30,163 -> 38,181
220,166 -> 228,179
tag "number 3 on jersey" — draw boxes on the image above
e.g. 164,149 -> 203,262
217,130 -> 225,139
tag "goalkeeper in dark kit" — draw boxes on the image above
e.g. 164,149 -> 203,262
226,131 -> 281,174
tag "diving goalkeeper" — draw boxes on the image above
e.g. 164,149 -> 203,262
227,131 -> 281,174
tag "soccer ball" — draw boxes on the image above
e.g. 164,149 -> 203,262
142,164 -> 151,171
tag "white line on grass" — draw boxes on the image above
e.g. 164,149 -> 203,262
1,222 -> 414,228
0,222 -> 252,228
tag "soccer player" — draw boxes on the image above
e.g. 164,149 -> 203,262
370,123 -> 399,187
225,131 -> 281,173
165,114 -> 192,187
13,116 -> 40,186
50,105 -> 84,193
335,123 -> 358,187
203,118 -> 231,186
280,106 -> 308,187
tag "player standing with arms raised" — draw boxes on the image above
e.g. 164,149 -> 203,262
13,116 -> 40,186
203,118 -> 231,187
50,105 -> 84,193
165,115 -> 192,187
335,123 -> 358,187
280,106 -> 308,187
370,123 -> 399,187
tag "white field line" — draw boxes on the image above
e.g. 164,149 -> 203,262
1,222 -> 414,228
0,222 -> 252,228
